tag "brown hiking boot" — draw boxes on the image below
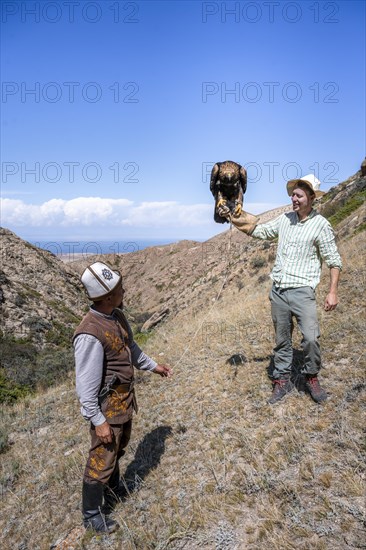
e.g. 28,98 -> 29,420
268,378 -> 294,404
305,374 -> 327,403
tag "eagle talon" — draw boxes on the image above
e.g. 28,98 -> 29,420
233,203 -> 242,217
217,205 -> 231,217
217,198 -> 227,208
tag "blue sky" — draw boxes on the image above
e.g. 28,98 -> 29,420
1,0 -> 365,243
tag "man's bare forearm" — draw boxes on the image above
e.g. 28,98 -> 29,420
324,267 -> 340,311
329,266 -> 340,294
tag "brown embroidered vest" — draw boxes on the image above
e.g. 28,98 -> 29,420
73,309 -> 135,423
73,309 -> 134,385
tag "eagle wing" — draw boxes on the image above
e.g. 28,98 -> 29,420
210,162 -> 220,197
239,165 -> 247,196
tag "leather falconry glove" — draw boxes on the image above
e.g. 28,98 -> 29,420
230,210 -> 259,235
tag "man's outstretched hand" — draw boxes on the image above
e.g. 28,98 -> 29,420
231,210 -> 260,235
153,364 -> 173,377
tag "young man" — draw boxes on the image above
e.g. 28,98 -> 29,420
73,262 -> 172,533
231,175 -> 342,404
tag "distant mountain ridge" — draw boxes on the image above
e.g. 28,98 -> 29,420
1,169 -> 365,345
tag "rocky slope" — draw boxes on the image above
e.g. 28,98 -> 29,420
1,170 -> 364,343
66,170 -> 366,333
0,228 -> 86,346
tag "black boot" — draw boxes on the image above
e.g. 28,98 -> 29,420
268,376 -> 294,404
103,463 -> 125,514
82,481 -> 118,533
305,374 -> 327,403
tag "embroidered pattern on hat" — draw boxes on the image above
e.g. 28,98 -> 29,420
102,268 -> 113,280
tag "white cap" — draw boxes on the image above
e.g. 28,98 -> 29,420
81,262 -> 122,301
287,174 -> 325,198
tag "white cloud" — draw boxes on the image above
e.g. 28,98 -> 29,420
0,197 -> 282,231
0,197 -> 132,227
63,197 -> 132,225
126,202 -> 212,227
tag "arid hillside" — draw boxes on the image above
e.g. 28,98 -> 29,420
0,229 -> 87,401
0,228 -> 86,342
0,170 -> 365,549
67,170 -> 365,334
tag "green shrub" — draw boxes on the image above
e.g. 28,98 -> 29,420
326,190 -> 366,226
14,293 -> 27,307
45,321 -> 74,346
0,368 -> 31,403
0,425 -> 9,454
24,316 -> 52,333
0,333 -> 74,402
251,256 -> 267,269
354,222 -> 366,235
0,336 -> 38,390
35,348 -> 74,389
134,332 -> 151,347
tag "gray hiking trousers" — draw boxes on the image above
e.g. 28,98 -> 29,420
269,285 -> 321,379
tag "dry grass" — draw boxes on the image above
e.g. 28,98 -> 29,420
0,232 -> 365,549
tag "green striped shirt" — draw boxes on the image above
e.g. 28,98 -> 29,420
252,209 -> 342,289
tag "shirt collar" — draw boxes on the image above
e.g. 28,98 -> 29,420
297,208 -> 317,223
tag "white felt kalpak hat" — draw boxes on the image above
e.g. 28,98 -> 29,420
81,262 -> 122,301
286,174 -> 325,198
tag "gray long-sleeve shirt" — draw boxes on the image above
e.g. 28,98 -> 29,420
74,308 -> 157,426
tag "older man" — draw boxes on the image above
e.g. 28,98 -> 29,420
232,175 -> 342,404
73,262 -> 172,533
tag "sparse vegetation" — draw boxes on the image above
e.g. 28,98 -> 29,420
0,176 -> 365,549
0,367 -> 30,403
24,315 -> 52,334
45,301 -> 81,324
0,333 -> 74,402
354,221 -> 366,235
251,255 -> 267,269
45,320 -> 74,347
19,283 -> 42,298
327,189 -> 366,226
133,331 -> 151,347
0,425 -> 9,454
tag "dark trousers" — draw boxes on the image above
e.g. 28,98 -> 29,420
270,285 -> 321,379
83,419 -> 132,484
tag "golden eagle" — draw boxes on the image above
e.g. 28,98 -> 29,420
210,160 -> 247,223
